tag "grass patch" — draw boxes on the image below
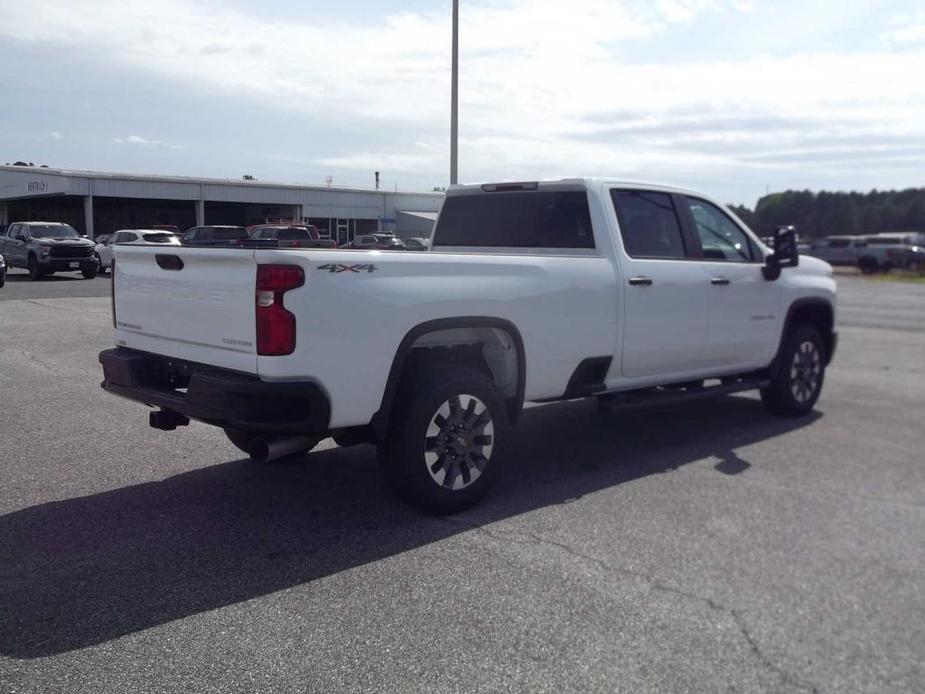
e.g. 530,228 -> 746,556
865,272 -> 925,284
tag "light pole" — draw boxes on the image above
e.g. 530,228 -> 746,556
450,0 -> 459,185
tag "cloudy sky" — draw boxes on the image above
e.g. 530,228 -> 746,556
0,0 -> 923,204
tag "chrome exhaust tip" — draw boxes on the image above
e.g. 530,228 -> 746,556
247,435 -> 317,463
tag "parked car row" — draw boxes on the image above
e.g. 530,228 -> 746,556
0,219 -> 435,279
807,232 -> 925,272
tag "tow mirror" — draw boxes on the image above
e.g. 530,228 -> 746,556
763,225 -> 799,281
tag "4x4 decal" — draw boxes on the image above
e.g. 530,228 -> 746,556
317,263 -> 378,274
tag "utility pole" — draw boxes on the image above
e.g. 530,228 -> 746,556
450,0 -> 459,185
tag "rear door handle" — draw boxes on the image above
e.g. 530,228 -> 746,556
710,277 -> 731,286
628,276 -> 653,286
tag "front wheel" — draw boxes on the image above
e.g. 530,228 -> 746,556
761,324 -> 826,416
82,266 -> 98,279
27,254 -> 43,281
379,364 -> 509,514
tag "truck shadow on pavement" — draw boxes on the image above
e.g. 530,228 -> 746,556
0,395 -> 820,658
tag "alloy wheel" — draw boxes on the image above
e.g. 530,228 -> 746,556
423,394 -> 494,491
790,340 -> 822,403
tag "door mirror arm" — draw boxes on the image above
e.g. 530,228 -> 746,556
763,225 -> 799,281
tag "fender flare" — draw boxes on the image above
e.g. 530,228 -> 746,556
772,298 -> 836,371
369,317 -> 526,440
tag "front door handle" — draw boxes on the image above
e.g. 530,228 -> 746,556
628,276 -> 653,286
710,277 -> 731,286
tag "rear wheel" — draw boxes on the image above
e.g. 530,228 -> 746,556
27,254 -> 43,281
379,364 -> 509,514
761,324 -> 826,416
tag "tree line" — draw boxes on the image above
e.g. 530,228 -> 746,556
729,187 -> 925,240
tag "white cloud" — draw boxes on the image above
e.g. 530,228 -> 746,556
1,0 -> 924,197
50,131 -> 63,139
882,10 -> 925,45
112,134 -> 185,151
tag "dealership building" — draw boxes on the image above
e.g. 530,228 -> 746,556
0,165 -> 443,244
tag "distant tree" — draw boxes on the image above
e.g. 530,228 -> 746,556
902,198 -> 925,230
728,204 -> 755,228
738,186 -> 925,239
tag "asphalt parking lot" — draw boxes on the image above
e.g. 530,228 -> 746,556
1,268 -> 923,693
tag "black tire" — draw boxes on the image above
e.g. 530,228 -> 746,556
0,269 -> 5,288
27,254 -> 43,281
761,324 -> 826,417
378,364 -> 509,514
82,267 -> 98,279
858,256 -> 878,274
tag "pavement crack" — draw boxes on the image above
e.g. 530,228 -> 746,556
446,517 -> 820,693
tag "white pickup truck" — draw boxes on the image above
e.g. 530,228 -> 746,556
100,179 -> 837,512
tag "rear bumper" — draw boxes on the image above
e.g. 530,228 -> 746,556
99,347 -> 331,434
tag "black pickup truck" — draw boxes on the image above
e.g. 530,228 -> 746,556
0,222 -> 98,280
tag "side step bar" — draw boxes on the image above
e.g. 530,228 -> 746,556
597,377 -> 770,412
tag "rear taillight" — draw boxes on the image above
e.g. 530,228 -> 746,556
256,264 -> 304,355
111,259 -> 116,328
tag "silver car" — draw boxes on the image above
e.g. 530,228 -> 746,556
807,235 -> 868,266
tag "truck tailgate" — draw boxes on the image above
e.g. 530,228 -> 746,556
113,246 -> 259,373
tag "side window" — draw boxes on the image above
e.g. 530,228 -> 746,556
184,228 -> 199,241
8,224 -> 20,237
685,197 -> 754,262
611,190 -> 687,259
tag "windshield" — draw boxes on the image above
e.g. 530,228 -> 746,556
276,229 -> 311,240
209,228 -> 248,240
29,224 -> 81,239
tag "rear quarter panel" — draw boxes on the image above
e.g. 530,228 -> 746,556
255,248 -> 618,428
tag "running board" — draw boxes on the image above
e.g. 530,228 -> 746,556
597,377 -> 770,412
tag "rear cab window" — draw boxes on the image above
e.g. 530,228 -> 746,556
433,188 -> 595,250
142,233 -> 176,243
